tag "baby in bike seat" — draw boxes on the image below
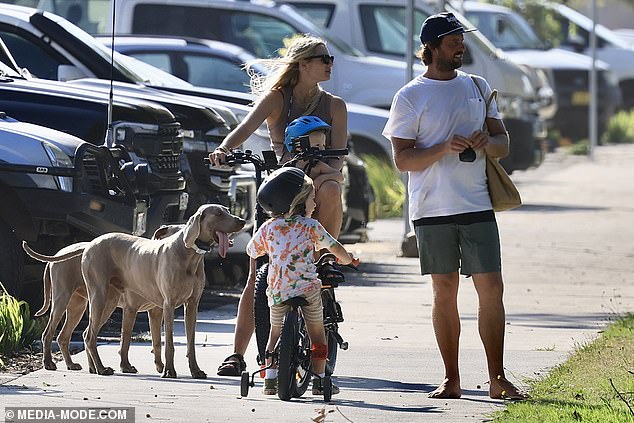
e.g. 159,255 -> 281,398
285,116 -> 344,190
246,167 -> 355,397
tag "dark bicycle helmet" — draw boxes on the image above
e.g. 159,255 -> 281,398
284,115 -> 331,152
257,167 -> 306,216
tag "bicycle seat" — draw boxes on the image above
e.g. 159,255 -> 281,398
283,297 -> 310,308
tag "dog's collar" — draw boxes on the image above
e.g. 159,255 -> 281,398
192,238 -> 213,255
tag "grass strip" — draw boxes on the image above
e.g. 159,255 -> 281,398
494,313 -> 634,422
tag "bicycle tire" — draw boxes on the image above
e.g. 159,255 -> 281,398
292,316 -> 312,398
253,263 -> 270,365
326,328 -> 338,376
322,375 -> 332,402
277,309 -> 299,401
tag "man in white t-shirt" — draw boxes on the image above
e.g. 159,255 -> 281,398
383,12 -> 526,401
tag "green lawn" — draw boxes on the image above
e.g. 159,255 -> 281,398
494,314 -> 634,422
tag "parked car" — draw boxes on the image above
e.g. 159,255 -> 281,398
0,58 -> 187,236
278,0 -> 550,172
539,2 -> 634,110
454,1 -> 622,140
0,5 -> 264,263
0,111 -> 146,301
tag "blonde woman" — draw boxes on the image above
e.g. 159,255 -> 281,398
211,34 -> 348,376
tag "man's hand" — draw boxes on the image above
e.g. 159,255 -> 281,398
468,130 -> 489,150
446,134 -> 473,154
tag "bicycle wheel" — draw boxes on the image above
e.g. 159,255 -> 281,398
326,327 -> 339,376
253,263 -> 270,366
292,316 -> 312,398
277,309 -> 299,401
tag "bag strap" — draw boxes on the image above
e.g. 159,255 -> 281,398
470,75 -> 497,131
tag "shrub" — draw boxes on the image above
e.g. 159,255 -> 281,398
601,110 -> 634,145
361,154 -> 405,219
0,282 -> 45,362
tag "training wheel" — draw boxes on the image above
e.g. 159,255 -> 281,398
240,371 -> 251,397
322,375 -> 332,402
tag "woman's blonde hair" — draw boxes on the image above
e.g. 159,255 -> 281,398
246,34 -> 327,99
286,174 -> 314,217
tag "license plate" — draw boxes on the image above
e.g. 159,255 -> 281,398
571,91 -> 590,106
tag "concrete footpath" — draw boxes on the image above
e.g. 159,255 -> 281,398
1,145 -> 633,422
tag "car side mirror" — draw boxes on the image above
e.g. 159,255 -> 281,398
57,64 -> 88,82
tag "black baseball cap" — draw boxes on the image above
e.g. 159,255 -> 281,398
420,12 -> 477,44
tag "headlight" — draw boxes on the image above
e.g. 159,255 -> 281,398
42,141 -> 73,192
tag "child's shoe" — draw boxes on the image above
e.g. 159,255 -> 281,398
312,377 -> 340,395
263,378 -> 277,395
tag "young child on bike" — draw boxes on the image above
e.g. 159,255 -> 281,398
285,116 -> 344,191
246,166 -> 357,396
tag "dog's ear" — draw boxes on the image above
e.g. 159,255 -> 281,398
183,209 -> 203,248
152,225 -> 170,240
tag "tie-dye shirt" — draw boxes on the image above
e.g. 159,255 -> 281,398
247,215 -> 338,306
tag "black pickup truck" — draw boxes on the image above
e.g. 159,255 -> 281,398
0,112 -> 146,301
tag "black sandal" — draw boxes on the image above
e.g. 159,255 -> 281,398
217,353 -> 246,376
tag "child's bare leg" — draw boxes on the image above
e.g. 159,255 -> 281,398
305,321 -> 327,375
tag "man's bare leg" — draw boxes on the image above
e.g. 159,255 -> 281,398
428,272 -> 462,399
473,272 -> 526,399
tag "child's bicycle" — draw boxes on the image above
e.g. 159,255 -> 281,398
241,252 -> 357,401
210,145 -> 353,401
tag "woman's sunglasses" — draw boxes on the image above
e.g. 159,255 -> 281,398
306,54 -> 335,65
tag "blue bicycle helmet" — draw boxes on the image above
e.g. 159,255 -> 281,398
284,116 -> 331,152
257,167 -> 306,216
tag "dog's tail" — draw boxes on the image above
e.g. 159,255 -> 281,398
22,241 -> 84,263
34,264 -> 52,317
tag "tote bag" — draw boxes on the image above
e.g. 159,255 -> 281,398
470,76 -> 522,212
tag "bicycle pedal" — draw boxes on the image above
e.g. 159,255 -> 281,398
340,342 -> 349,350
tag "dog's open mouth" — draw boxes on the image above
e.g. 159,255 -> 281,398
215,231 -> 234,258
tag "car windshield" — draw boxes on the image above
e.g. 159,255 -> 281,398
553,3 -> 632,49
279,5 -> 363,57
115,54 -> 195,88
465,10 -> 548,51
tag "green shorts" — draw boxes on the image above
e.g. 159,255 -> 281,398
413,210 -> 500,276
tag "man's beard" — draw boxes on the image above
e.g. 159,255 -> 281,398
436,56 -> 463,71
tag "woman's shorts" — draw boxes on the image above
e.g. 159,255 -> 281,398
413,210 -> 500,276
270,288 -> 323,327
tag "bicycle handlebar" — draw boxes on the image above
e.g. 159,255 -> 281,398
205,148 -> 349,172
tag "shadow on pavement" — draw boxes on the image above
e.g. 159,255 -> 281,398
515,203 -> 607,212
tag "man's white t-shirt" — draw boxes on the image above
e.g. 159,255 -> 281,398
382,70 -> 501,220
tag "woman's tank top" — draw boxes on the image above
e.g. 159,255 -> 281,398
267,85 -> 333,164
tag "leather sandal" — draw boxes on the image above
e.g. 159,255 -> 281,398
217,353 -> 246,376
